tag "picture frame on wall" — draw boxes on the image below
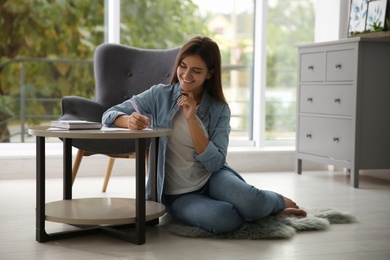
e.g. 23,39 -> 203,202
366,0 -> 388,30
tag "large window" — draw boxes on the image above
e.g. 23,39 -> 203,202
263,0 -> 316,146
120,0 -> 315,146
0,0 -> 315,147
192,0 -> 255,142
120,0 -> 255,143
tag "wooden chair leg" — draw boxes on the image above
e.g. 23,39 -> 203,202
72,149 -> 85,185
102,150 -> 149,192
145,149 -> 149,167
102,157 -> 116,192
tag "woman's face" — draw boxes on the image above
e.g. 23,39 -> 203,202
177,54 -> 212,96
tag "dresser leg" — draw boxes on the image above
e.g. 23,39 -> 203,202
296,159 -> 302,174
350,167 -> 359,188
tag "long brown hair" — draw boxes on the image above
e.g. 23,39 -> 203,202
171,36 -> 227,104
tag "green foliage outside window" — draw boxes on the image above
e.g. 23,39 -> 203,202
265,0 -> 315,140
120,0 -> 209,49
0,0 -> 208,142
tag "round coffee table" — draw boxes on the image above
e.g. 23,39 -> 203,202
29,126 -> 171,245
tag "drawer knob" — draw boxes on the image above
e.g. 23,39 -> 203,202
335,64 -> 342,69
306,134 -> 312,139
308,65 -> 314,70
334,98 -> 341,103
333,137 -> 340,142
307,97 -> 313,102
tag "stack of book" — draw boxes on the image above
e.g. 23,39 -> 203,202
50,120 -> 102,130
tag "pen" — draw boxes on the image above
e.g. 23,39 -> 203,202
130,99 -> 141,114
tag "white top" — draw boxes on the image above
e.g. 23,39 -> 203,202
164,108 -> 211,195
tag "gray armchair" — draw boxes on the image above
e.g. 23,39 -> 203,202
60,43 -> 180,191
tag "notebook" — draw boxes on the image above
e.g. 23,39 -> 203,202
50,120 -> 102,130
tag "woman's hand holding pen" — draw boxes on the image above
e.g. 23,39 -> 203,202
114,113 -> 150,130
122,99 -> 150,130
127,113 -> 150,130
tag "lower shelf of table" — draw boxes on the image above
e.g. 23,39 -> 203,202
45,198 -> 166,225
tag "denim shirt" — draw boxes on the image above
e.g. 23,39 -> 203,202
102,82 -> 240,202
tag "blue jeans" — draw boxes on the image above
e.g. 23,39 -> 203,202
162,169 -> 285,234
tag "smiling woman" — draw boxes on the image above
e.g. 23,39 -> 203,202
177,56 -> 211,103
172,36 -> 224,106
102,36 -> 306,235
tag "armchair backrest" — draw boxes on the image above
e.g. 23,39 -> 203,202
94,43 -> 180,109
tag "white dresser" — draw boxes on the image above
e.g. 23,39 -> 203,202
296,37 -> 390,187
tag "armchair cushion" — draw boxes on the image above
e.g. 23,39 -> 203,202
61,96 -> 106,122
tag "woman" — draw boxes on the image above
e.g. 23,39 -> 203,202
102,36 -> 306,234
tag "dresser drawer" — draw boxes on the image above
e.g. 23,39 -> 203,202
298,116 -> 351,161
326,49 -> 355,81
299,84 -> 353,116
300,52 -> 325,82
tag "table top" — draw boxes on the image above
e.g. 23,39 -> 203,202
28,125 -> 172,139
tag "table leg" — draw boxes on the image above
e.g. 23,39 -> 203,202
134,138 -> 146,245
150,137 -> 159,201
36,136 -> 48,242
63,138 -> 73,200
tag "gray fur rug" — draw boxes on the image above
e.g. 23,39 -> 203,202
160,208 -> 357,239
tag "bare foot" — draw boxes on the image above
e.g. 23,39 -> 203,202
279,208 -> 307,217
284,197 -> 299,209
279,197 -> 307,217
